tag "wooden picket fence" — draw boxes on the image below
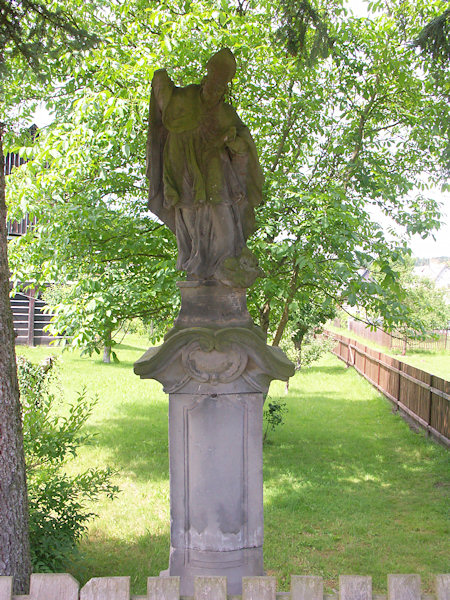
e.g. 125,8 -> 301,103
334,320 -> 450,353
1,573 -> 448,600
324,331 -> 449,447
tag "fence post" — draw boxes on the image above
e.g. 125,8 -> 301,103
388,575 -> 421,600
0,577 -> 12,600
395,362 -> 402,412
291,576 -> 323,600
339,576 -> 372,600
377,352 -> 381,387
29,574 -> 79,600
27,290 -> 35,347
80,577 -> 130,600
194,576 -> 227,600
147,576 -> 179,600
435,574 -> 450,600
242,576 -> 277,600
428,374 -> 434,436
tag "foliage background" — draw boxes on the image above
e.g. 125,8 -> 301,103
4,0 -> 449,355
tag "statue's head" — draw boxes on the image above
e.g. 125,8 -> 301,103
202,48 -> 236,105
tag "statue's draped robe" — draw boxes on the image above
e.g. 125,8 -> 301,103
147,69 -> 263,281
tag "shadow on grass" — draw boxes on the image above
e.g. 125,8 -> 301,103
261,370 -> 449,591
67,530 -> 170,594
74,356 -> 449,594
86,399 -> 169,482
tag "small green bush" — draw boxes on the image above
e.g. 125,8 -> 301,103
17,356 -> 119,572
263,398 -> 288,444
281,333 -> 335,370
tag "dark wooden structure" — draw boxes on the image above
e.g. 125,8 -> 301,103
325,330 -> 449,447
10,289 -> 56,346
5,151 -> 38,238
6,143 -> 58,346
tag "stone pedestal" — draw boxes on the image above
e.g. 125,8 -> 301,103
134,282 -> 294,596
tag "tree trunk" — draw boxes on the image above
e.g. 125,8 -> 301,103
272,263 -> 299,346
294,337 -> 303,370
0,129 -> 32,593
103,326 -> 112,363
259,300 -> 271,336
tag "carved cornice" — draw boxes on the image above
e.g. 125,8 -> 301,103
134,327 -> 294,394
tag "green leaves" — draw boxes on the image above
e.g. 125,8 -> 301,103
5,0 -> 448,352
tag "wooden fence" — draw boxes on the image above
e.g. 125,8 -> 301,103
324,331 -> 449,447
1,573 -> 448,600
10,289 -> 58,346
342,321 -> 449,353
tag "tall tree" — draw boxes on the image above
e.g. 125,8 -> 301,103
0,125 -> 31,594
6,0 -> 449,355
0,0 -> 96,591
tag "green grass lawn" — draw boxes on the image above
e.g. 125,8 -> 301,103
326,324 -> 450,380
17,336 -> 449,594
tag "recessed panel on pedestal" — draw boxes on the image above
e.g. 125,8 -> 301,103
185,394 -> 246,553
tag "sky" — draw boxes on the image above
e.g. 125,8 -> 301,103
32,0 -> 450,260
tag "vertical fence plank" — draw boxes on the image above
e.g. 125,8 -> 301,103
80,577 -> 130,600
436,574 -> 450,600
324,329 -> 449,445
147,577 -> 179,600
431,378 -> 449,440
339,576 -> 372,600
29,574 -> 79,600
27,293 -> 35,347
0,577 -> 13,600
388,575 -> 421,600
291,575 -> 323,600
194,576 -> 227,600
242,576 -> 276,600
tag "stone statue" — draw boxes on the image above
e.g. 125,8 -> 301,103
146,48 -> 264,288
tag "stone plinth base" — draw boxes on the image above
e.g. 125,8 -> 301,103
170,281 -> 254,334
134,282 -> 295,596
168,391 -> 264,596
168,547 -> 263,596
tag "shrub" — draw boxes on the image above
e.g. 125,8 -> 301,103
281,332 -> 335,370
17,356 -> 119,572
263,398 -> 288,444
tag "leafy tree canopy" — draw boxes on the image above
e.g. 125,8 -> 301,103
5,0 -> 449,356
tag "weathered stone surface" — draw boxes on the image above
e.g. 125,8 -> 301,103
291,576 -> 323,600
134,325 -> 294,394
172,282 -> 254,331
147,576 -> 179,600
436,575 -> 450,600
242,576 -> 277,600
339,576 -> 372,600
80,577 -> 130,600
167,389 -> 264,596
0,577 -> 12,600
194,576 -> 227,599
137,76 -> 294,591
29,574 -> 78,600
147,49 -> 264,288
388,575 -> 420,600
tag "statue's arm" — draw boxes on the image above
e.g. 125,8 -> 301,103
146,69 -> 176,233
151,68 -> 175,113
224,106 -> 264,208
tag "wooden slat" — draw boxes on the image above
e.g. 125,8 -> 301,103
324,330 -> 449,445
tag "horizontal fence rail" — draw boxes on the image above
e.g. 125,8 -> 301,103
334,320 -> 450,353
10,290 -> 60,347
1,573 -> 448,600
324,331 -> 449,447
